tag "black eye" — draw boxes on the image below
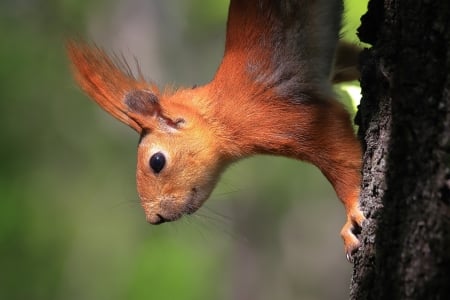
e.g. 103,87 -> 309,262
149,152 -> 166,174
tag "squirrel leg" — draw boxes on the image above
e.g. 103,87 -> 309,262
300,100 -> 365,261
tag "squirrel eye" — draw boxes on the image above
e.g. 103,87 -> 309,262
149,152 -> 166,174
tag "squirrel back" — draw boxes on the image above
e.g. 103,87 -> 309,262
217,0 -> 343,100
67,0 -> 364,260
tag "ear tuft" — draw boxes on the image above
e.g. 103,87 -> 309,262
66,39 -> 159,133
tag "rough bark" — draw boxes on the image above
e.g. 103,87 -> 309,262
351,0 -> 450,299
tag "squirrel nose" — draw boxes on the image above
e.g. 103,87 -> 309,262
146,213 -> 168,225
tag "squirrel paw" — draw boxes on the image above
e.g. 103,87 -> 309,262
340,208 -> 365,263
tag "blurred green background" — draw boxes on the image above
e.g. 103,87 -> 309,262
0,0 -> 367,299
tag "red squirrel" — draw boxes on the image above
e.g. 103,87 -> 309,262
67,0 -> 365,261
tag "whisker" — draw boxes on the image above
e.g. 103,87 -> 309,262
212,189 -> 242,198
106,199 -> 141,210
187,215 -> 210,241
201,206 -> 233,223
189,208 -> 250,245
216,179 -> 242,195
194,212 -> 228,228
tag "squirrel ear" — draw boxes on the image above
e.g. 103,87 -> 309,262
66,40 -> 159,133
124,90 -> 184,132
123,89 -> 162,128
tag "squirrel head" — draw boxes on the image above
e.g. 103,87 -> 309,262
131,89 -> 227,224
67,42 -> 228,224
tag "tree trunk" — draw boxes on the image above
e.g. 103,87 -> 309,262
350,0 -> 450,299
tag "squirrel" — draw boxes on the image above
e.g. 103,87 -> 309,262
67,0 -> 365,261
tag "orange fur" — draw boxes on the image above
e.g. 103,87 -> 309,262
67,0 -> 364,260
66,41 -> 159,133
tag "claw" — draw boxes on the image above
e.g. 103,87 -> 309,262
346,252 -> 352,263
344,237 -> 360,263
341,206 -> 365,263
